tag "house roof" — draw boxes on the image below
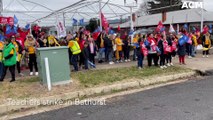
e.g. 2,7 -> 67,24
119,8 -> 213,28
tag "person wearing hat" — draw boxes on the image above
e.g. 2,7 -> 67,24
0,38 -> 17,82
11,35 -> 24,76
24,34 -> 39,76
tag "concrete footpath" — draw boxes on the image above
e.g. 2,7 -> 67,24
1,50 -> 213,118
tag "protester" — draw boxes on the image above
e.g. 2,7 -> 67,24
82,42 -> 89,70
166,34 -> 173,66
0,39 -> 4,79
67,34 -> 81,71
137,36 -> 145,69
191,32 -> 198,57
47,35 -> 60,47
38,33 -> 48,47
133,34 -> 138,61
96,32 -> 105,63
177,33 -> 187,65
0,38 -> 17,82
115,34 -> 123,63
158,35 -> 167,69
123,36 -> 131,62
15,33 -> 25,49
145,33 -> 158,67
11,35 -> 24,76
104,34 -> 114,65
78,32 -> 86,69
202,32 -> 211,58
88,36 -> 97,65
24,34 -> 39,76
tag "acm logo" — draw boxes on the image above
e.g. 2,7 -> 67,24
181,1 -> 203,9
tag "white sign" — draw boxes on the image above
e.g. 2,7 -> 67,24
56,21 -> 66,38
181,1 -> 203,9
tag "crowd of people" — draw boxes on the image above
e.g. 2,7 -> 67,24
0,26 -> 212,82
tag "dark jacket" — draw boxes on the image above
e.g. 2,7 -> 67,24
83,47 -> 90,59
123,39 -> 130,51
104,37 -> 113,52
177,44 -> 186,56
158,39 -> 164,55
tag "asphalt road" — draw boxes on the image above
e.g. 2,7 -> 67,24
14,75 -> 213,120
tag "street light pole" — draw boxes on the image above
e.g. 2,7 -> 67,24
130,6 -> 134,43
0,0 -> 3,16
201,0 -> 204,32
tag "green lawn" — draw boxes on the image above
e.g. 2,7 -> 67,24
72,66 -> 191,87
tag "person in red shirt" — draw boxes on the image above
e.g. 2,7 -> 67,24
16,33 -> 25,49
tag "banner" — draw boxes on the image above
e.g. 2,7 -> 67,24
0,17 -> 14,25
56,21 -> 66,38
169,24 -> 175,33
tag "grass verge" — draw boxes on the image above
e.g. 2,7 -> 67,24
72,66 -> 191,87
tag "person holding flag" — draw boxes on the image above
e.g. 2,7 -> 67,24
145,33 -> 158,67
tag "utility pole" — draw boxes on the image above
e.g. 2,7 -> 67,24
99,0 -> 102,31
201,0 -> 204,32
0,0 -> 3,16
124,1 -> 138,43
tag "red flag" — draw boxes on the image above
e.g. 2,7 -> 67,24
118,25 -> 121,31
101,12 -> 109,32
202,26 -> 209,34
156,21 -> 163,32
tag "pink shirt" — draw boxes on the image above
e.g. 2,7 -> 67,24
90,42 -> 94,54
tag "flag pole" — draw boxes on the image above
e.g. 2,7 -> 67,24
99,0 -> 102,32
201,0 -> 204,32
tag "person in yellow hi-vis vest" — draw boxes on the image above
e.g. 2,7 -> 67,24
47,35 -> 60,47
11,35 -> 24,76
25,34 -> 39,76
67,34 -> 81,71
0,39 -> 4,79
115,34 -> 124,63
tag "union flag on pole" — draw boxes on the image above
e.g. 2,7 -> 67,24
156,21 -> 163,32
101,12 -> 109,32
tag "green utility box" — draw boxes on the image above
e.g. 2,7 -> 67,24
36,47 -> 71,86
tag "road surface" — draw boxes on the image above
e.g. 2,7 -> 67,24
14,75 -> 213,120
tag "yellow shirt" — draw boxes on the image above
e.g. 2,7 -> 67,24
115,38 -> 123,51
192,35 -> 198,46
0,42 -> 4,51
12,41 -> 19,53
133,37 -> 138,49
